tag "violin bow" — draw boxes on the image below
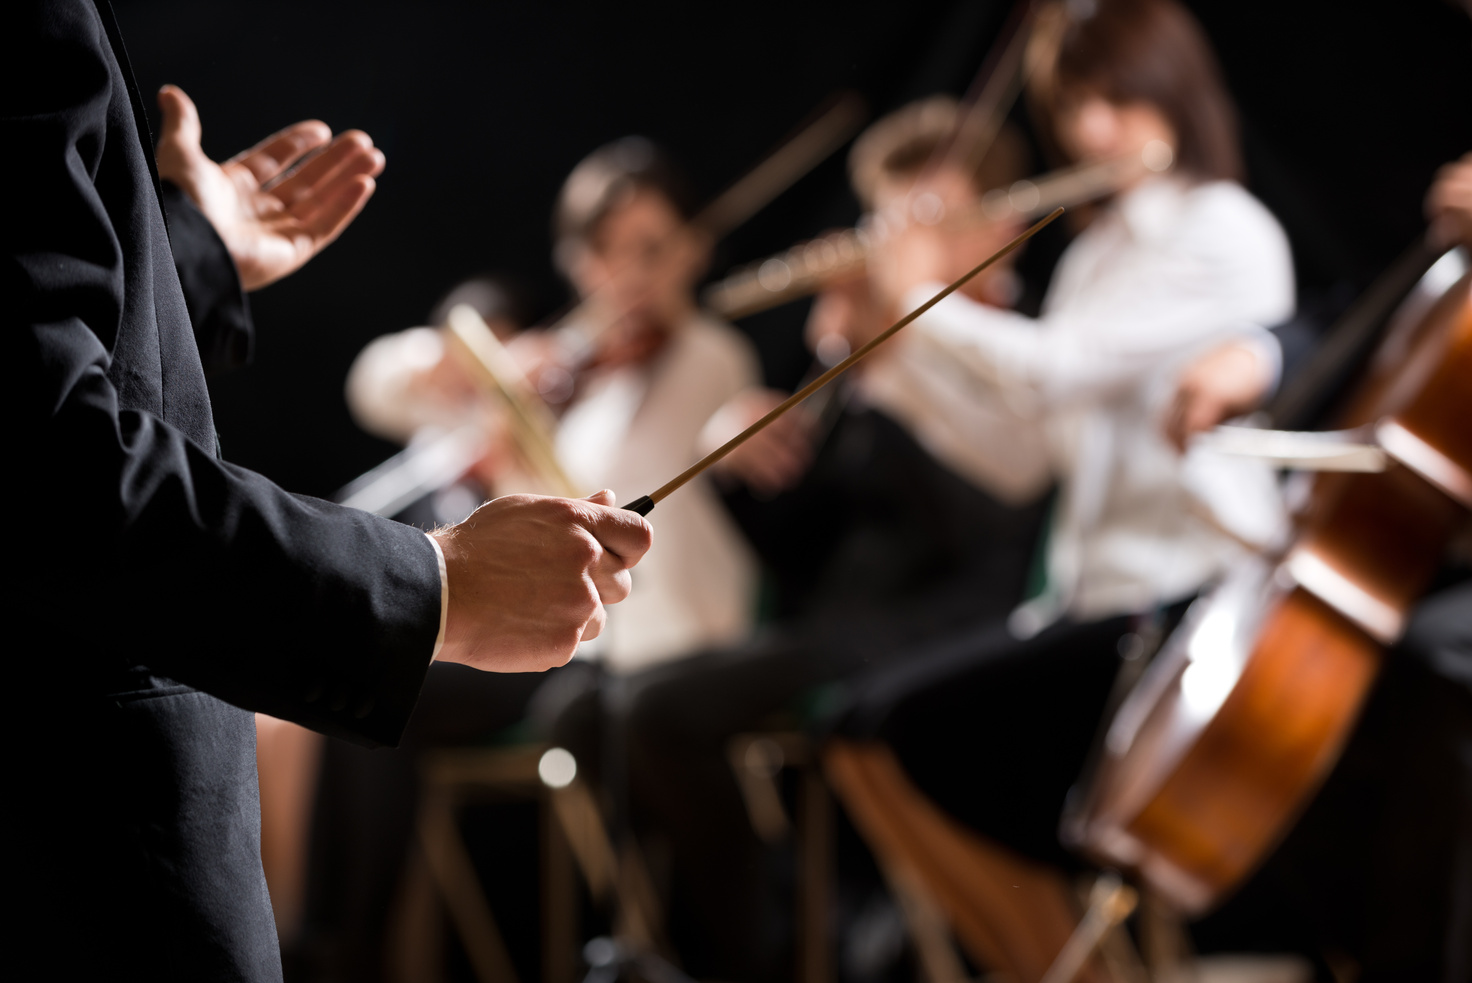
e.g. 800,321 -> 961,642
622,207 -> 1064,515
443,304 -> 580,497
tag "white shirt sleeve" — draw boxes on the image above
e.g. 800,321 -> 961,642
901,180 -> 1295,412
903,283 -> 1284,413
423,532 -> 449,662
346,327 -> 474,443
1235,330 -> 1284,397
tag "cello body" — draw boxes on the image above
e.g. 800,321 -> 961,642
1069,251 -> 1472,913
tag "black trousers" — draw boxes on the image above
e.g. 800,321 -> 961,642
609,588 -> 1136,977
838,610 -> 1153,869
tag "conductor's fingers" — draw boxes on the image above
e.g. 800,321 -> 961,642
297,173 -> 379,247
579,600 -> 608,643
579,491 -> 654,566
270,130 -> 381,204
229,119 -> 334,187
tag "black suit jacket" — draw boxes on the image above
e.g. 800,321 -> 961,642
2,3 -> 441,978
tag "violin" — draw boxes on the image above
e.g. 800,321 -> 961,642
1066,246 -> 1472,913
528,94 -> 870,406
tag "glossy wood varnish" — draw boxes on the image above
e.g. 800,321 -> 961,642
1077,271 -> 1471,913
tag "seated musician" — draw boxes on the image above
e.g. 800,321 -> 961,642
711,96 -> 1051,613
609,99 -> 1056,982
824,0 -> 1295,976
1155,152 -> 1472,982
299,141 -> 762,979
346,272 -> 530,526
349,139 -> 760,668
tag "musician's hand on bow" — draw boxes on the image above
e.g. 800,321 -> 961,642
154,85 -> 385,291
703,389 -> 815,497
432,491 -> 652,672
1164,341 -> 1273,453
1427,152 -> 1472,251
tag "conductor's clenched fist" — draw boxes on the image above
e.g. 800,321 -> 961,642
431,491 -> 653,672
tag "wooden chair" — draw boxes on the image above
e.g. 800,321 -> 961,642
822,739 -> 1131,983
401,743 -> 675,983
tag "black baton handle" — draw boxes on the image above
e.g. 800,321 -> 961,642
622,495 -> 655,516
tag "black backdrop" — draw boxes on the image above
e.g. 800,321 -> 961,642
113,0 -> 1472,499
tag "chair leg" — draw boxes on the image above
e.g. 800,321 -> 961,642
824,739 -> 1117,983
548,775 -> 672,958
798,766 -> 835,983
887,862 -> 973,983
1137,890 -> 1194,983
542,795 -> 579,983
389,841 -> 445,983
614,838 -> 668,954
418,789 -> 523,983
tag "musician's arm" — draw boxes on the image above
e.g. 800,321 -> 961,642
1427,152 -> 1472,250
899,283 -> 1281,414
1165,143 -> 1472,451
1163,336 -> 1280,452
345,327 -> 487,443
901,191 -> 1292,411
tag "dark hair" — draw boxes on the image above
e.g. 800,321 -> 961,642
552,137 -> 697,253
1041,0 -> 1242,183
849,96 -> 1029,209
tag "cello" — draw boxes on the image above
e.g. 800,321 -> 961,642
1067,245 -> 1472,913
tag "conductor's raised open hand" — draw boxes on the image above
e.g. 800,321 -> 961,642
154,85 -> 385,291
431,491 -> 653,673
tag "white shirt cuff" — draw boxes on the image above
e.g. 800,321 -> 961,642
1235,330 -> 1283,396
424,532 -> 449,662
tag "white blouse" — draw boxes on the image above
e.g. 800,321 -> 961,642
900,176 -> 1295,632
346,314 -> 760,673
555,315 -> 760,672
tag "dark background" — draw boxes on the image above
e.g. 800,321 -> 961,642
113,0 -> 1472,499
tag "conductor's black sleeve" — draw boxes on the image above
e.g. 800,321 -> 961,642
1,0 -> 440,747
160,179 -> 254,375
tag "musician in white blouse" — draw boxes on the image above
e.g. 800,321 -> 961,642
349,138 -> 759,673
299,141 -> 759,973
828,2 -> 1300,977
867,0 -> 1292,638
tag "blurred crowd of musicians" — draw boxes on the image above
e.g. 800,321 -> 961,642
251,0 -> 1472,981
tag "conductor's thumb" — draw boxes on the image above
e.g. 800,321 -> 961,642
156,84 -> 203,158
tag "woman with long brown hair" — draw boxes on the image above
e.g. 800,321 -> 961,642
827,1 -> 1295,976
